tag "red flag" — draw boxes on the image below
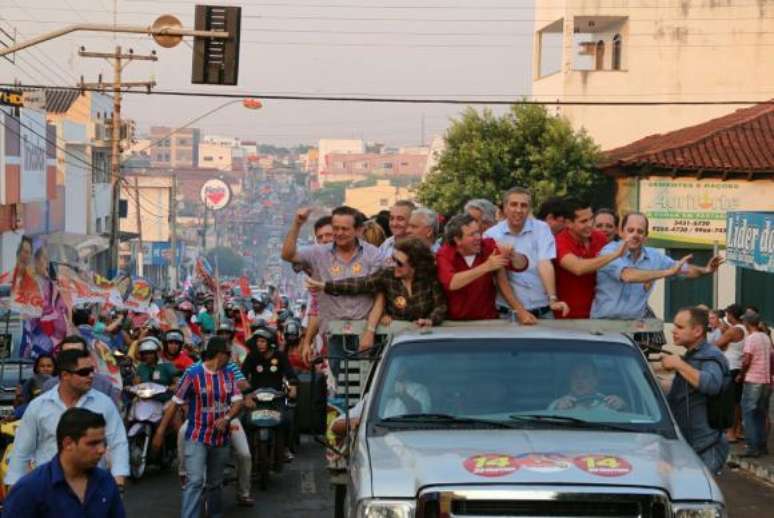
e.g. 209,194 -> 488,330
240,276 -> 250,297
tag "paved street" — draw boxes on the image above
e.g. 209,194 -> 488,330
124,436 -> 333,517
125,436 -> 774,518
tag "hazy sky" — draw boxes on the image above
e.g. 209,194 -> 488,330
0,0 -> 535,146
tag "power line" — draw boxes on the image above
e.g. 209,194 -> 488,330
3,82 -> 772,106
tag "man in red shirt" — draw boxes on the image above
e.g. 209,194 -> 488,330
554,199 -> 626,318
436,213 -> 534,323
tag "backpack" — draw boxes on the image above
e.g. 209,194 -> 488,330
702,357 -> 735,431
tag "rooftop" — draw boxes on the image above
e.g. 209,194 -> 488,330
599,102 -> 774,179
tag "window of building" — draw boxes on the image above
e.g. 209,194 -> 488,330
665,248 -> 713,320
96,218 -> 102,233
379,198 -> 389,207
383,162 -> 393,169
612,34 -> 622,70
737,268 -> 774,323
203,156 -> 214,162
594,40 -> 605,70
536,18 -> 563,78
177,138 -> 189,146
400,161 -> 409,166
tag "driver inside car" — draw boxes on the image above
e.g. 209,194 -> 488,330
382,364 -> 431,418
549,362 -> 626,412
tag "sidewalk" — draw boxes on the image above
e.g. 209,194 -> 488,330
727,401 -> 774,485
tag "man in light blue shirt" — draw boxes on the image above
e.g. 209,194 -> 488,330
484,187 -> 569,318
5,349 -> 129,488
591,212 -> 723,319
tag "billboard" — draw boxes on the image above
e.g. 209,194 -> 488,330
726,212 -> 774,273
19,109 -> 47,202
639,178 -> 774,247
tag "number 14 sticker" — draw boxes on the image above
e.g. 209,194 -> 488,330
574,455 -> 632,477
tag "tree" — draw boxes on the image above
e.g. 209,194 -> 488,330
206,246 -> 245,278
310,181 -> 348,208
416,104 -> 610,215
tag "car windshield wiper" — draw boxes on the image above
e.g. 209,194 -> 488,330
379,413 -> 520,429
508,414 -> 638,432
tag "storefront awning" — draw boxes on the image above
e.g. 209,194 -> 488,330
726,212 -> 774,273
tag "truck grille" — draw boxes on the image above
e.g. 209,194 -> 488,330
417,486 -> 669,518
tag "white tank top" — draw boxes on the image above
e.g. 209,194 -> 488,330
724,324 -> 747,370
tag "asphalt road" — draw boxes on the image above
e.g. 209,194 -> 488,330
125,438 -> 774,518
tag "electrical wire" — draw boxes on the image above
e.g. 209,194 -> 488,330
2,82 -> 772,105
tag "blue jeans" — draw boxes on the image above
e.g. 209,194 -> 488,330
699,435 -> 730,475
741,383 -> 770,453
181,440 -> 230,518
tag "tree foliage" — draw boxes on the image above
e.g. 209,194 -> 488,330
207,246 -> 245,278
416,104 -> 609,215
311,181 -> 348,209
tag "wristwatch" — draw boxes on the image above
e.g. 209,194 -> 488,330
548,295 -> 559,303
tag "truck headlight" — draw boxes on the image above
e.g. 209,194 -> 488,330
673,502 -> 726,518
356,499 -> 415,518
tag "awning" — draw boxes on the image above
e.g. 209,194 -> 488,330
726,212 -> 774,273
45,232 -> 110,262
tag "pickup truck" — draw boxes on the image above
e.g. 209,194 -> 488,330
342,320 -> 725,518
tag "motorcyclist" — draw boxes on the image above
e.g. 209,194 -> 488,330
242,326 -> 299,461
133,337 -> 178,391
283,317 -> 306,371
248,294 -> 273,323
196,296 -> 216,335
162,329 -> 194,372
218,319 -> 248,365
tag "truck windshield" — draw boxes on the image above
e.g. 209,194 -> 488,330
370,339 -> 672,434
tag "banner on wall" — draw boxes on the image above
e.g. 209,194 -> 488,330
639,178 -> 774,247
726,212 -> 774,274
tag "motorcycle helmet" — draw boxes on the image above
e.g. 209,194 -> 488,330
251,326 -> 275,345
283,318 -> 302,346
164,329 -> 185,345
138,336 -> 162,354
276,309 -> 291,325
217,320 -> 235,337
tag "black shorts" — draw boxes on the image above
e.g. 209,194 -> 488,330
729,369 -> 744,403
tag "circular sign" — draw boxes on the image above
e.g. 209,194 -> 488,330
463,454 -> 519,478
515,453 -> 572,473
200,179 -> 232,211
573,455 -> 632,477
151,15 -> 183,48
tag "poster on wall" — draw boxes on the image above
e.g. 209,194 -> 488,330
726,212 -> 774,274
639,178 -> 774,248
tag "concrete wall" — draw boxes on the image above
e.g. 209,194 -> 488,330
532,1 -> 774,150
345,180 -> 414,216
120,176 -> 172,242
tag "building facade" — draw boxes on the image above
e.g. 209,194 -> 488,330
345,179 -> 414,216
532,1 -> 774,149
149,126 -> 200,168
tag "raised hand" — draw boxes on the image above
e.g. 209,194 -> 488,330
294,207 -> 312,226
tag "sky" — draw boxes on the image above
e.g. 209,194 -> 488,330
0,0 -> 537,147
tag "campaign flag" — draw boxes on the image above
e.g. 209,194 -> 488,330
124,278 -> 153,314
57,264 -> 103,307
240,276 -> 250,297
195,257 -> 216,292
9,265 -> 44,318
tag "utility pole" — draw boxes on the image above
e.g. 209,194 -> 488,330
79,46 -> 157,275
133,175 -> 144,277
169,174 -> 178,290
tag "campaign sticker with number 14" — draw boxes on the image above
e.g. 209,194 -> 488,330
463,454 -> 519,477
574,455 -> 632,477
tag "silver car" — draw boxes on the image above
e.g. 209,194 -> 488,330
345,322 -> 725,518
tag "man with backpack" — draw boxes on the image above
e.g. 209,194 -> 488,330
663,306 -> 731,475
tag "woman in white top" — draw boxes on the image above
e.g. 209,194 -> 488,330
714,304 -> 748,443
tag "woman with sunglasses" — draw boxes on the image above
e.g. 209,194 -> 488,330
306,236 -> 447,332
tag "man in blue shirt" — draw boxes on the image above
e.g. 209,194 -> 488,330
484,186 -> 569,319
3,407 -> 126,517
591,212 -> 722,319
6,349 -> 129,489
663,307 -> 730,474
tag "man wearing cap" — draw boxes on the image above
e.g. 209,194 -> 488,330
738,309 -> 772,457
154,336 -> 246,516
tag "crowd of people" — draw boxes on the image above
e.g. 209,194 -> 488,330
1,283 -> 312,518
0,184 -> 770,517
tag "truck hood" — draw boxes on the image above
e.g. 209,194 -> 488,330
367,429 -> 716,501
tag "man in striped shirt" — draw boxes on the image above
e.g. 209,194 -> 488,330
153,336 -> 244,518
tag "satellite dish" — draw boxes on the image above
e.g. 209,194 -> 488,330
151,15 -> 183,49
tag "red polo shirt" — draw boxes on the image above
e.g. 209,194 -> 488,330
436,238 -> 500,320
554,228 -> 608,318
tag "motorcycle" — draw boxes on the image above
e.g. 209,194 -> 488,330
126,382 -> 175,479
243,387 -> 286,490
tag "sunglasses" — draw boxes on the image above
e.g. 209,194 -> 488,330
392,256 -> 406,268
65,367 -> 95,377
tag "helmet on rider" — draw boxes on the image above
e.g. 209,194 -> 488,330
217,320 -> 235,339
163,329 -> 185,357
282,318 -> 302,347
276,308 -> 292,325
249,325 -> 275,354
138,336 -> 162,364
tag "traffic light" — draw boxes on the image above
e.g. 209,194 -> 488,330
191,5 -> 241,85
